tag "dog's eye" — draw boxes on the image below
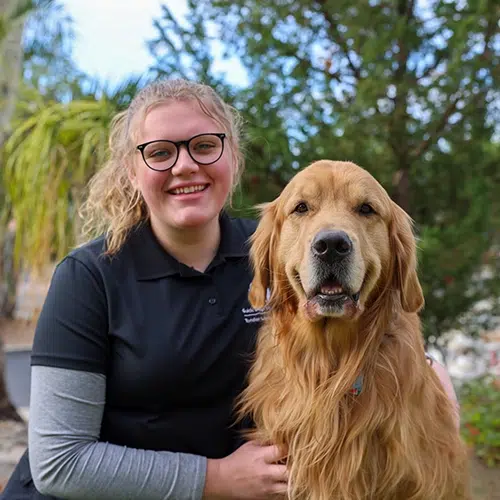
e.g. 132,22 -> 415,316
358,203 -> 376,216
293,202 -> 309,214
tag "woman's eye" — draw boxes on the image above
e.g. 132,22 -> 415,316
149,149 -> 172,158
194,142 -> 215,152
293,202 -> 309,214
358,203 -> 376,216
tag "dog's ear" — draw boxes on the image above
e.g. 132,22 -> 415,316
390,202 -> 425,313
248,201 -> 280,309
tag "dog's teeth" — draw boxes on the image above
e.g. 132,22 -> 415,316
320,286 -> 343,295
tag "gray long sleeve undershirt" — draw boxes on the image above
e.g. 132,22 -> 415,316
29,365 -> 207,499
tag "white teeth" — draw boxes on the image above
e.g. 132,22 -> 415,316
320,286 -> 344,295
171,185 -> 206,195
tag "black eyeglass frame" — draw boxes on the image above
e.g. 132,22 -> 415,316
136,133 -> 226,172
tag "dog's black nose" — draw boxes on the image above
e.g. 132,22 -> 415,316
311,230 -> 353,262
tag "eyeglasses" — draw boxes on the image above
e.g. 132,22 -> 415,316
136,133 -> 226,172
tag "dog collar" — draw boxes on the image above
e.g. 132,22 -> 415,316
349,374 -> 364,396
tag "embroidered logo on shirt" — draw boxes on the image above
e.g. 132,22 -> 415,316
241,306 -> 269,323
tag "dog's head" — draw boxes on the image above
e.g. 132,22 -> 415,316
249,160 -> 424,322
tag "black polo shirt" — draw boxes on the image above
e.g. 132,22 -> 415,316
31,213 -> 262,459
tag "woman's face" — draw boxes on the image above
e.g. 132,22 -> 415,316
130,100 -> 234,236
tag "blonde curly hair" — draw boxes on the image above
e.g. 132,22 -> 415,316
80,78 -> 245,254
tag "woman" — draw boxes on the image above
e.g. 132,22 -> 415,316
2,79 -> 288,499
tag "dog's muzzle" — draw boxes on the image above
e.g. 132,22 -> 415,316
303,230 -> 361,320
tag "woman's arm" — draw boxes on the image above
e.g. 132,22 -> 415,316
29,365 -> 206,499
29,255 -> 206,499
429,359 -> 461,429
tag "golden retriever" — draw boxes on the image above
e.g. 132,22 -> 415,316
238,161 -> 469,499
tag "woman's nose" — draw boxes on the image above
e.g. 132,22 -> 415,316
171,146 -> 199,176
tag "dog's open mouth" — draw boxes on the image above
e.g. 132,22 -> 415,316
298,273 -> 362,320
311,277 -> 360,305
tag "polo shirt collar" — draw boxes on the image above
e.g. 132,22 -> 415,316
217,211 -> 250,259
131,211 -> 250,280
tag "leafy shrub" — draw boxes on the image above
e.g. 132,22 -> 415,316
459,377 -> 500,467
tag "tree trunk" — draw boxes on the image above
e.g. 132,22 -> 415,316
1,219 -> 17,317
387,1 -> 415,216
0,0 -> 24,146
1,0 -> 23,316
0,0 -> 27,421
392,166 -> 411,214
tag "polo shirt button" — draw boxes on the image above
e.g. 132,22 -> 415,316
208,297 -> 217,305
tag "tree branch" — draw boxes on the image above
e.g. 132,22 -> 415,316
395,0 -> 413,81
315,0 -> 362,80
481,4 -> 498,63
411,86 -> 486,162
412,5 -> 496,161
387,0 -> 415,162
411,95 -> 460,160
407,0 -> 416,17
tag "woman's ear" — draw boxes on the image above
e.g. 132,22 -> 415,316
390,202 -> 425,313
127,163 -> 138,188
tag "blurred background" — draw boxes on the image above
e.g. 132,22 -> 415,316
0,0 -> 499,496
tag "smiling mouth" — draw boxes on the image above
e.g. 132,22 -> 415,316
168,184 -> 209,195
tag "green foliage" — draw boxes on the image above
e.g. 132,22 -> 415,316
2,77 -> 145,269
149,0 -> 500,340
460,377 -> 500,468
0,0 -> 76,265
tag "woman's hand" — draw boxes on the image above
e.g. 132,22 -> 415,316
203,440 -> 288,499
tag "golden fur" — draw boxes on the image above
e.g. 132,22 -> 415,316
237,161 -> 469,499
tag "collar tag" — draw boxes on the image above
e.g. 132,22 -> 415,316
349,374 -> 364,396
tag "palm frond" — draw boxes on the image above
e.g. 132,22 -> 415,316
2,74 -> 145,270
4,99 -> 111,268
